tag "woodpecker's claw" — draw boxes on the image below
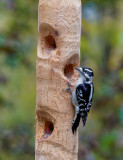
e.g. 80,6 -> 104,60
63,81 -> 72,94
67,81 -> 71,88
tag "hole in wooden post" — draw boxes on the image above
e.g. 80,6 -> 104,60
38,23 -> 58,57
42,121 -> 54,139
64,63 -> 74,79
44,35 -> 56,51
64,54 -> 80,80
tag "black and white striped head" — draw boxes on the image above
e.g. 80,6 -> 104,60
76,67 -> 94,81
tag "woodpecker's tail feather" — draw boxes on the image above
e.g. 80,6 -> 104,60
82,111 -> 88,126
72,114 -> 80,134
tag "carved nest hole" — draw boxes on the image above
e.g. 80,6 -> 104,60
44,35 -> 56,51
64,63 -> 75,79
42,121 -> 54,139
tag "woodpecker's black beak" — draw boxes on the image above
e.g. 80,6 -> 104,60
75,68 -> 80,71
75,67 -> 85,77
75,67 -> 83,73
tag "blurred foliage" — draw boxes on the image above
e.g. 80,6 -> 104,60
0,0 -> 38,159
79,0 -> 123,160
0,0 -> 123,160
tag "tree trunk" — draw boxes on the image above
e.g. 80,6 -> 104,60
36,0 -> 81,159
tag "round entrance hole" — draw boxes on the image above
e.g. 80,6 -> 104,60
64,63 -> 74,79
42,121 -> 54,139
44,35 -> 56,51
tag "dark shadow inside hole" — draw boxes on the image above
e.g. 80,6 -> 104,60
45,35 -> 56,51
42,121 -> 54,139
64,63 -> 74,79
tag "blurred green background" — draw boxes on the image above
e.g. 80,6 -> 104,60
0,0 -> 123,160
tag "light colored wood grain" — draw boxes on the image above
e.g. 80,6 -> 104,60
36,0 -> 81,159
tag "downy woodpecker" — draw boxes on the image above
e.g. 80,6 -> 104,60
64,67 -> 94,134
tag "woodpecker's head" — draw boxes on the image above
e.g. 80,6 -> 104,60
76,67 -> 94,81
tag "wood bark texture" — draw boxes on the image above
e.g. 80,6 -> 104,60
36,0 -> 81,159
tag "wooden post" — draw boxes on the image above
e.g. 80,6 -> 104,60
36,0 -> 81,159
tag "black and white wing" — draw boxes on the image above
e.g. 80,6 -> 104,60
76,84 -> 88,106
75,83 -> 94,127
72,84 -> 86,133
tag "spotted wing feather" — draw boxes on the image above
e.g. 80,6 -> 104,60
76,83 -> 94,126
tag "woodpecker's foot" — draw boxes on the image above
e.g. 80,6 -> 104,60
63,81 -> 72,94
